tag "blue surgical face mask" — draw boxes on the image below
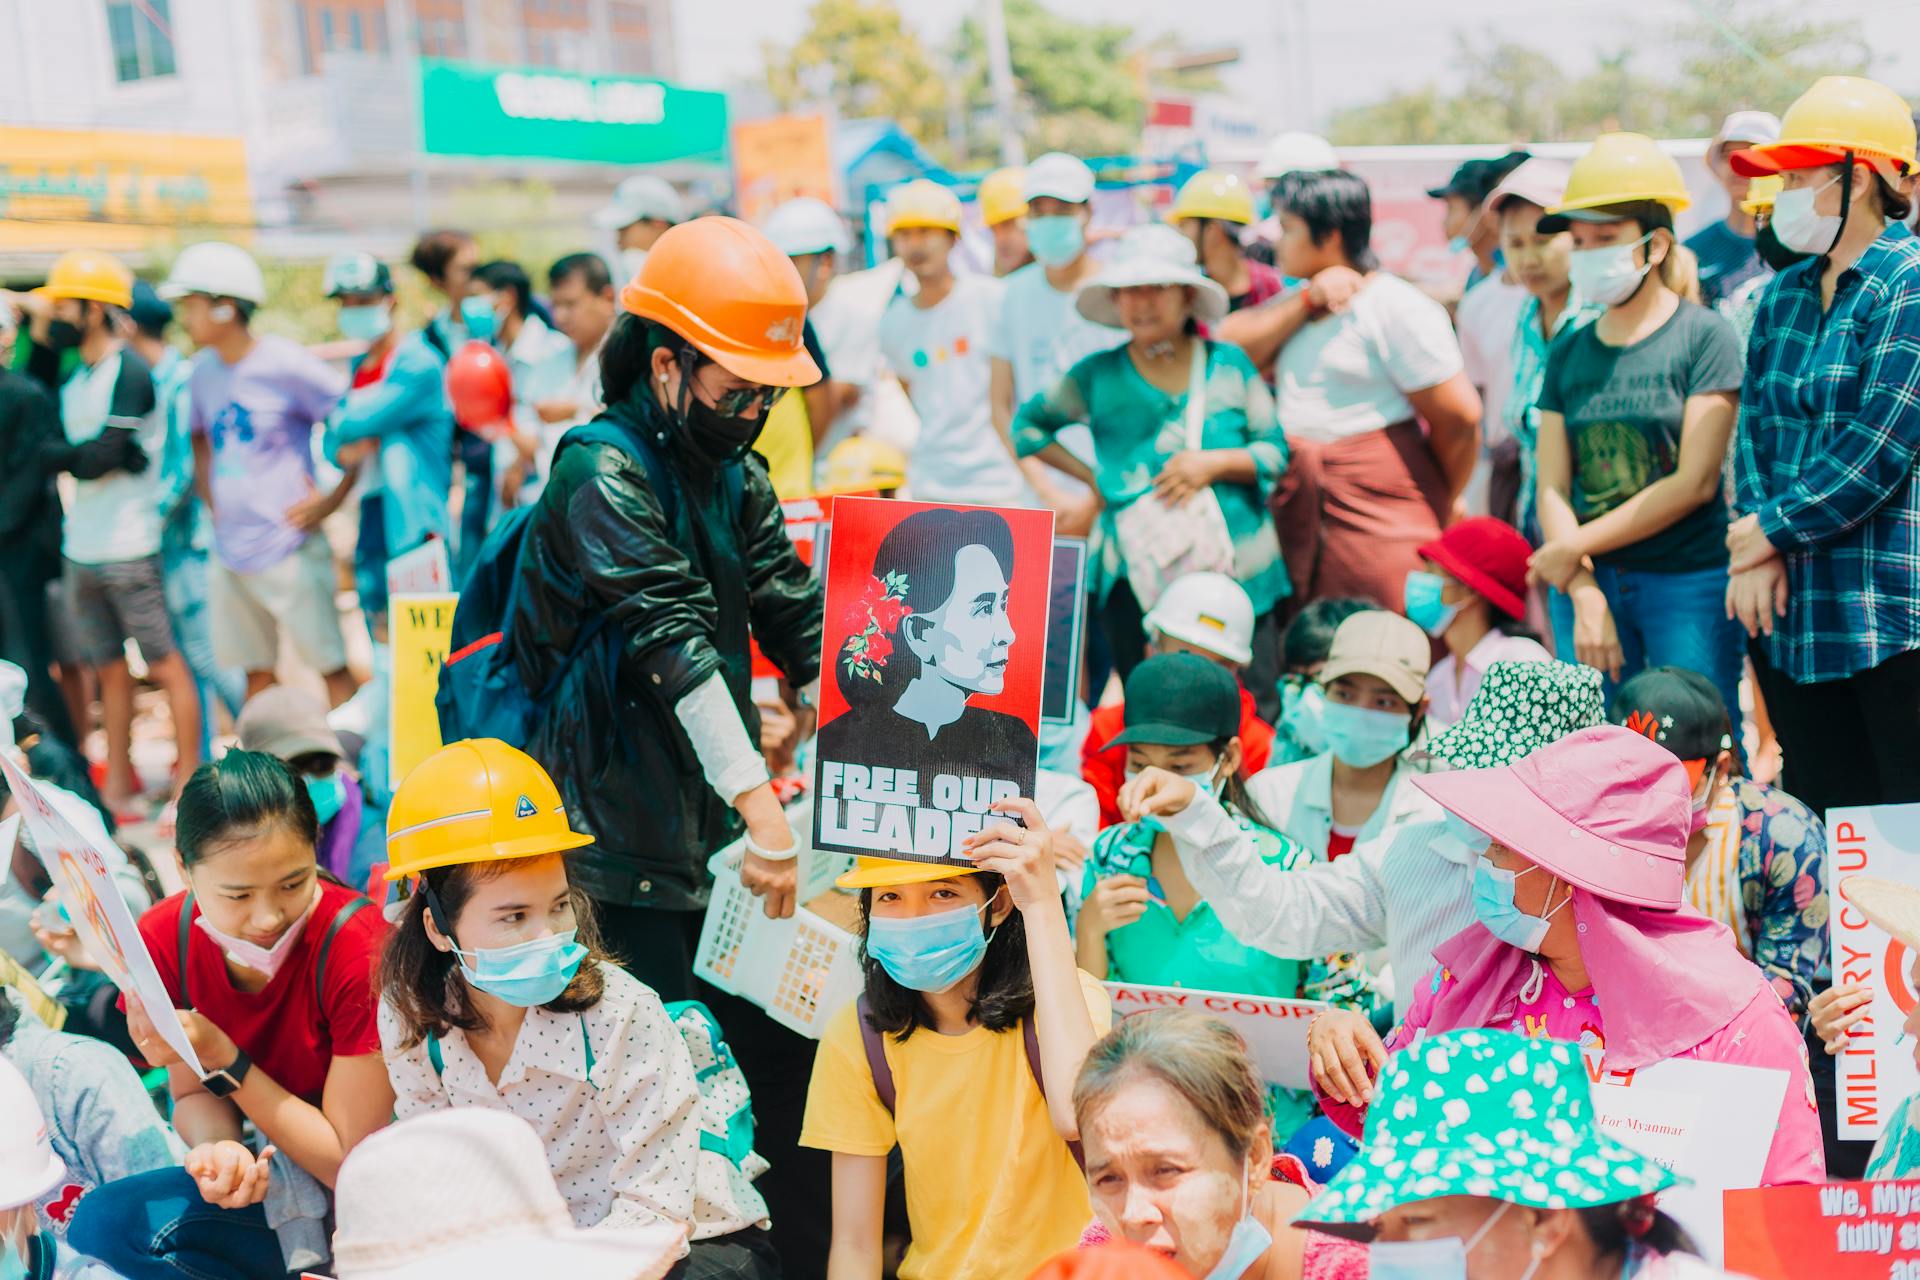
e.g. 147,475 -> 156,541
1442,810 -> 1492,857
866,900 -> 995,993
1319,700 -> 1412,768
459,295 -> 497,343
1472,861 -> 1565,953
1403,570 -> 1464,638
338,303 -> 392,343
453,930 -> 589,1007
1203,1178 -> 1275,1280
305,773 -> 346,825
1446,234 -> 1471,256
1369,1203 -> 1521,1280
1026,215 -> 1087,267
1280,681 -> 1329,755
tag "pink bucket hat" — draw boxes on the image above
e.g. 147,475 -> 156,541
1412,724 -> 1691,909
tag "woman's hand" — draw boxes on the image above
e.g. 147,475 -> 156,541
1152,451 -> 1220,506
1569,580 -> 1624,682
1078,875 -> 1150,938
1116,766 -> 1198,824
30,892 -> 100,972
1726,559 -> 1790,639
1308,1008 -> 1389,1107
1526,540 -> 1585,592
185,1141 -> 276,1209
126,998 -> 238,1073
1726,512 -> 1780,573
961,797 -> 1057,912
1810,983 -> 1875,1055
1052,830 -> 1091,877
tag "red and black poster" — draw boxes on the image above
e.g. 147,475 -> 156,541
811,497 -> 1055,866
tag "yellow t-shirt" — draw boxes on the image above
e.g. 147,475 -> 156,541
754,389 -> 813,499
800,971 -> 1113,1280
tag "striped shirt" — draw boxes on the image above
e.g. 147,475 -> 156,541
1734,222 -> 1920,683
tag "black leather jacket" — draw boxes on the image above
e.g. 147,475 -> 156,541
510,394 -> 821,909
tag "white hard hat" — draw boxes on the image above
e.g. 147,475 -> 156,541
1256,131 -> 1340,181
1023,152 -> 1096,204
593,174 -> 686,230
0,1056 -> 64,1211
158,242 -> 267,306
1142,572 -> 1255,667
761,196 -> 849,258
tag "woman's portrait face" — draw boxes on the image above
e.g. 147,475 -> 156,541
904,542 -> 1015,695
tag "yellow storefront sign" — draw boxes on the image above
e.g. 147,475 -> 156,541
0,126 -> 252,254
389,593 -> 459,791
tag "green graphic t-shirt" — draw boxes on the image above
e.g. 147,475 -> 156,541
1537,300 -> 1743,572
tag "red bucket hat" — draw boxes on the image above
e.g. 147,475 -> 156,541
1417,516 -> 1530,620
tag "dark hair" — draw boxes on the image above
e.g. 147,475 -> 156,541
228,298 -> 257,325
1577,1203 -> 1696,1261
598,312 -> 667,409
0,994 -> 15,1049
377,856 -> 608,1048
1285,170 -> 1378,271
175,750 -> 318,867
409,229 -> 475,285
550,251 -> 613,296
1213,734 -> 1278,831
5,711 -> 114,834
858,871 -> 1030,1040
474,260 -> 533,320
1282,597 -> 1377,672
835,508 -> 1017,712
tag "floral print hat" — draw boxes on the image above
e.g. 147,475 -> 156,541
1293,1028 -> 1677,1240
1422,660 -> 1604,770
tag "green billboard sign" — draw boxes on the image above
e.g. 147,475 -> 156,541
418,58 -> 728,165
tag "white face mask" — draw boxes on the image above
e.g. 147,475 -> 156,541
619,248 -> 649,282
1567,232 -> 1653,307
1770,175 -> 1845,255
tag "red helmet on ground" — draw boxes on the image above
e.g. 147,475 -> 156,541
445,340 -> 513,438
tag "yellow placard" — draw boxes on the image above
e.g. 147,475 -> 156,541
389,593 -> 459,790
732,113 -> 836,227
0,125 -> 253,254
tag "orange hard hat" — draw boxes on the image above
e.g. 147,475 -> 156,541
444,340 -> 513,436
619,215 -> 821,389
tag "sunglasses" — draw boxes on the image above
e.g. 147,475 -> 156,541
707,384 -> 780,418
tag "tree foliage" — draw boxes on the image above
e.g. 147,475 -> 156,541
763,0 -> 948,151
1329,2 -> 1873,146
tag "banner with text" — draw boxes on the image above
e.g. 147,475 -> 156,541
1828,803 -> 1920,1141
0,754 -> 202,1072
1724,1180 -> 1920,1277
389,593 -> 459,790
811,498 -> 1054,866
1106,982 -> 1328,1090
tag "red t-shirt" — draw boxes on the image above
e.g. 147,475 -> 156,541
1082,684 -> 1276,828
137,881 -> 387,1104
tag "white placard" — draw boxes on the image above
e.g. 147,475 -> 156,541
0,813 -> 18,863
384,535 -> 452,598
1105,982 -> 1331,1090
1827,803 -> 1920,1141
0,754 -> 203,1073
1586,1052 -> 1787,1265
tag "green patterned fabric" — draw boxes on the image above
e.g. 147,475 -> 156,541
1423,660 -> 1604,770
1868,1092 -> 1920,1179
1295,1028 -> 1676,1235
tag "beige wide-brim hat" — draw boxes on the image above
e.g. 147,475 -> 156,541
1840,876 -> 1920,952
1075,224 -> 1229,328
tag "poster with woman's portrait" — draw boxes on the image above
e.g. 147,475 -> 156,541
811,497 -> 1055,866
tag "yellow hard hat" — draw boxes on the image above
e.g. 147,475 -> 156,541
837,856 -> 980,890
385,738 -> 593,881
1540,133 -> 1691,229
887,180 -> 963,235
821,435 -> 907,495
1740,174 -> 1785,215
1169,169 -> 1256,225
978,168 -> 1029,227
35,249 -> 134,309
1732,76 -> 1917,178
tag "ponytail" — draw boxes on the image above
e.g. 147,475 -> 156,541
1658,239 -> 1700,304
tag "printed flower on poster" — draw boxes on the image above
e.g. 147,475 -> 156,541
841,570 -> 911,682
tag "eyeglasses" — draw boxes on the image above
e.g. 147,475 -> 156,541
707,384 -> 780,418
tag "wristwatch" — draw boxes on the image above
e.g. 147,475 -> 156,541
201,1048 -> 253,1098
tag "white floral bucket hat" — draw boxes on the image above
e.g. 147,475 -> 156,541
1293,1028 -> 1677,1240
1423,660 -> 1604,771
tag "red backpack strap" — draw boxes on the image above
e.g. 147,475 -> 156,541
1022,1017 -> 1086,1172
855,994 -> 897,1115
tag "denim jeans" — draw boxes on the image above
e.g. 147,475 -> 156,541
160,543 -> 246,756
1548,561 -> 1744,732
66,1167 -> 286,1280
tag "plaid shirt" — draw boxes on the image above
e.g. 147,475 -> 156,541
1734,222 -> 1920,683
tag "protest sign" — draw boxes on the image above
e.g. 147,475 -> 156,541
384,535 -> 452,598
1584,1051 -> 1786,1264
1828,803 -> 1920,1141
1105,983 -> 1327,1090
389,593 -> 459,790
751,496 -> 837,701
1042,538 -> 1088,726
1724,1180 -> 1920,1278
811,498 -> 1054,866
0,753 -> 202,1073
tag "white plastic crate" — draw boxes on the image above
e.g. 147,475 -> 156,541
695,800 -> 863,1039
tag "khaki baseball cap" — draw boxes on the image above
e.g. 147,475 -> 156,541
1318,611 -> 1431,704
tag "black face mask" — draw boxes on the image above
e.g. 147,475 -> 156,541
1755,219 -> 1811,272
682,396 -> 766,466
44,319 -> 83,351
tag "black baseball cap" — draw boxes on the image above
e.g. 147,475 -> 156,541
1427,151 -> 1532,203
1103,653 -> 1240,750
1608,667 -> 1733,763
127,280 -> 172,335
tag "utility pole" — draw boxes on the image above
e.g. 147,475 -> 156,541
984,0 -> 1025,166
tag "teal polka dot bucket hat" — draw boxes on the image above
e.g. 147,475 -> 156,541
1292,1029 -> 1677,1240
1422,660 -> 1604,771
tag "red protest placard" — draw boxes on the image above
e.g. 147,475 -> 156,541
810,497 -> 1055,865
1723,1180 -> 1920,1277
